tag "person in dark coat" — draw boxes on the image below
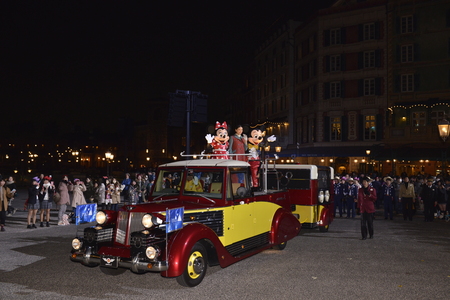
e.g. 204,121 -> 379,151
420,178 -> 437,222
334,177 -> 348,218
26,177 -> 40,229
357,177 -> 377,240
346,178 -> 358,218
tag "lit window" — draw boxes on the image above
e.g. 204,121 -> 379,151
331,117 -> 341,141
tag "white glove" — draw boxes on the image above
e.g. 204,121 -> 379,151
250,148 -> 258,159
205,134 -> 214,143
193,176 -> 199,185
267,135 -> 276,142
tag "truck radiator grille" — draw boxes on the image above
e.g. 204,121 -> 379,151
115,211 -> 146,245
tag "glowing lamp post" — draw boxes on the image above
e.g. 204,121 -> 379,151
105,151 -> 114,177
437,118 -> 450,142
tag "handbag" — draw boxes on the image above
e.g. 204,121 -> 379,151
53,192 -> 61,203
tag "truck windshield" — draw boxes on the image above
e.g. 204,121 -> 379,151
182,169 -> 224,199
151,169 -> 184,196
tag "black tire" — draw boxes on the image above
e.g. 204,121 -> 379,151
319,224 -> 329,232
100,267 -> 127,276
176,243 -> 207,287
272,241 -> 287,250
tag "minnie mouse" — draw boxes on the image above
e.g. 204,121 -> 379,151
205,121 -> 230,159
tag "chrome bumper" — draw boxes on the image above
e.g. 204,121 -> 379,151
70,248 -> 168,273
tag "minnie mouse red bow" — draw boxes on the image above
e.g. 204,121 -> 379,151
215,121 -> 228,130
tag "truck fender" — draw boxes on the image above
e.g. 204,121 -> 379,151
270,208 -> 301,245
161,223 -> 227,278
320,206 -> 332,226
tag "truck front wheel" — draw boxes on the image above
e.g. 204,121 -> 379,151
176,243 -> 207,287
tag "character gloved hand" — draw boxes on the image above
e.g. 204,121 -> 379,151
193,176 -> 199,185
267,135 -> 276,142
205,134 -> 214,143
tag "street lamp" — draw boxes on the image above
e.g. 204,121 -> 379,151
437,117 -> 449,175
437,117 -> 450,142
105,151 -> 114,177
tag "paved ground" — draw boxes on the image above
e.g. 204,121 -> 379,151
0,188 -> 449,299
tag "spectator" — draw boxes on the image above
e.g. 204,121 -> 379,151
5,176 -> 17,216
136,174 -> 146,204
39,177 -> 55,227
104,178 -> 112,209
27,177 -> 40,229
111,178 -> 121,211
357,177 -> 377,240
128,180 -> 138,205
0,178 -> 14,232
70,179 -> 87,209
399,176 -> 415,221
83,177 -> 95,204
436,180 -> 448,219
57,175 -> 71,226
382,176 -> 395,220
95,179 -> 106,210
420,178 -> 437,222
121,173 -> 131,203
346,178 -> 358,219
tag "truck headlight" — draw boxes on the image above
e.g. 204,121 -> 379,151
96,211 -> 107,225
145,246 -> 160,260
324,190 -> 330,202
72,238 -> 83,250
142,214 -> 154,228
318,191 -> 324,203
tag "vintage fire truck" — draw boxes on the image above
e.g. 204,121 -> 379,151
70,156 -> 332,287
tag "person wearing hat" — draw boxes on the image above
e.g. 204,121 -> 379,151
420,178 -> 437,222
398,176 -> 416,221
334,177 -> 348,218
382,176 -> 395,220
346,178 -> 358,218
357,177 -> 377,240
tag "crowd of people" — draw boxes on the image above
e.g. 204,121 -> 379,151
333,172 -> 450,240
0,171 -> 156,231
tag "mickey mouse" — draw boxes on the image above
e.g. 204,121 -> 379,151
205,121 -> 230,159
247,126 -> 276,188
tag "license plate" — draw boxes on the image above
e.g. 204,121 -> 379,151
100,256 -> 119,268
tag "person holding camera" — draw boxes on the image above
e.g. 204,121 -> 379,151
69,179 -> 87,209
39,177 -> 55,227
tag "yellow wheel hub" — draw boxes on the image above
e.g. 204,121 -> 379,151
187,251 -> 205,279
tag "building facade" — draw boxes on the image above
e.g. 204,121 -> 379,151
229,0 -> 450,176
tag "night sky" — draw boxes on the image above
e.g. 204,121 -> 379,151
1,0 -> 333,137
